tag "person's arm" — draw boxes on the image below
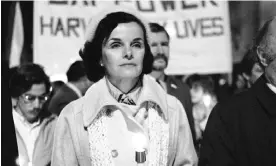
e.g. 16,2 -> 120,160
199,104 -> 236,166
51,104 -> 78,166
174,98 -> 198,166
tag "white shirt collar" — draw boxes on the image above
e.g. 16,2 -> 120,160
12,109 -> 42,163
267,83 -> 276,94
67,82 -> 82,98
12,109 -> 41,129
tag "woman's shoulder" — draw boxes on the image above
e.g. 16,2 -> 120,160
166,94 -> 184,112
59,97 -> 85,119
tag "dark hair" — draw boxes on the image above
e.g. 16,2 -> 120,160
240,49 -> 259,75
51,80 -> 65,94
149,22 -> 170,40
79,12 -> 153,82
9,63 -> 51,98
66,60 -> 86,82
186,74 -> 215,95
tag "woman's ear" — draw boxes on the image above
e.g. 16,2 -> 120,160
257,46 -> 269,67
99,59 -> 103,67
11,97 -> 18,108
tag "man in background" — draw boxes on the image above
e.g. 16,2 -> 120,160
199,16 -> 276,166
148,22 -> 196,147
10,63 -> 57,166
48,60 -> 93,115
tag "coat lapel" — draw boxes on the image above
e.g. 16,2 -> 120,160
82,75 -> 169,128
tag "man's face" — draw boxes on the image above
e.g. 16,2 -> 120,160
150,31 -> 170,71
15,83 -> 48,123
190,84 -> 204,104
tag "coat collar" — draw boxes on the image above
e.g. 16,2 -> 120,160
82,75 -> 168,127
252,74 -> 276,116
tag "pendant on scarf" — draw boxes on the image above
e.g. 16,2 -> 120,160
118,94 -> 136,105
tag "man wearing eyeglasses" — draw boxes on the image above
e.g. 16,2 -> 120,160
9,63 -> 57,166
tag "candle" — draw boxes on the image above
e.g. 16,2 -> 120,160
135,151 -> 146,165
132,132 -> 148,165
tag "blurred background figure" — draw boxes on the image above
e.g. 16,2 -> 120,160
43,80 -> 65,113
148,22 -> 196,146
240,48 -> 264,87
50,80 -> 65,96
231,48 -> 264,94
231,63 -> 248,94
186,74 -> 217,150
9,63 -> 57,166
48,60 -> 93,115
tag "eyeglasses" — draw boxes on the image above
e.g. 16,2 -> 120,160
20,94 -> 49,104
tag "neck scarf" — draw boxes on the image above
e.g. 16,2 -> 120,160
105,77 -> 142,105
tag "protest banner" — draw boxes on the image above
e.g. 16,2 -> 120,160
34,0 -> 232,80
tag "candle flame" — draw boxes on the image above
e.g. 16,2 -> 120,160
132,132 -> 148,152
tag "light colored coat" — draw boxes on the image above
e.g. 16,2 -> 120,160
16,114 -> 57,166
51,75 -> 197,166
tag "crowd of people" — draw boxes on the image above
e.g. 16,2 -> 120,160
3,5 -> 276,166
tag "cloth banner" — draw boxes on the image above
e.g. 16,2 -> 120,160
34,0 -> 232,80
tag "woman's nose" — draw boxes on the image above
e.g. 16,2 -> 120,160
124,46 -> 133,60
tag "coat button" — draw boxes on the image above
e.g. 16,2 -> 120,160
111,149 -> 118,158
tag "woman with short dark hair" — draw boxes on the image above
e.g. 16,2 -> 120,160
51,6 -> 197,166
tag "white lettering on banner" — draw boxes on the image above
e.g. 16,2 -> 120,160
34,0 -> 232,80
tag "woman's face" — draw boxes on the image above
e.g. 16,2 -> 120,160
190,84 -> 204,104
102,22 -> 145,80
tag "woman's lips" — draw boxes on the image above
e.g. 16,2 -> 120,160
120,63 -> 136,66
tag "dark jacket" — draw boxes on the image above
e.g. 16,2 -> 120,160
165,75 -> 196,144
48,84 -> 79,115
199,75 -> 276,166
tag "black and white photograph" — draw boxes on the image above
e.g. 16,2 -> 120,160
1,0 -> 276,166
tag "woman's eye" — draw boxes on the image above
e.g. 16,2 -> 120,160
132,42 -> 143,48
110,43 -> 121,48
